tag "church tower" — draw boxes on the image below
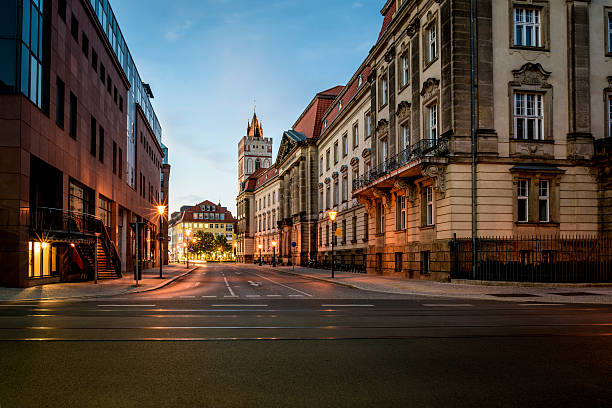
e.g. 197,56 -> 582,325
238,107 -> 273,190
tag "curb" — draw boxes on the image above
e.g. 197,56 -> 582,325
264,265 -> 366,290
451,279 -> 612,288
0,267 -> 198,302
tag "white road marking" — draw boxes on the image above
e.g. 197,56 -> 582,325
518,303 -> 565,306
223,295 -> 238,298
422,304 -> 473,307
289,294 -> 304,297
223,276 -> 236,297
97,304 -> 156,307
180,296 -> 195,298
201,295 -> 216,298
321,304 -> 374,307
250,271 -> 313,297
248,281 -> 261,287
267,295 -> 281,297
246,295 -> 261,297
211,305 -> 268,307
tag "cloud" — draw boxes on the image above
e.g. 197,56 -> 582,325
352,2 -> 363,8
165,19 -> 193,41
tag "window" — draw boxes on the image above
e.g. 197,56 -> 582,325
341,219 -> 347,244
357,74 -> 363,87
427,103 -> 438,142
538,180 -> 549,222
326,149 -> 330,170
334,141 -> 339,163
81,33 -> 89,57
98,125 -> 104,162
607,12 -> 612,55
365,111 -> 372,139
58,0 -> 66,22
69,92 -> 77,139
342,134 -> 348,157
397,195 -> 406,230
100,63 -> 105,84
119,96 -> 123,112
425,186 -> 434,226
379,74 -> 388,107
514,93 -> 543,140
333,179 -> 339,206
395,252 -> 403,273
517,179 -> 529,223
326,185 -> 330,209
326,225 -> 330,246
608,95 -> 612,138
364,213 -> 369,240
92,49 -> 98,72
352,123 -> 359,148
338,100 -> 342,111
376,202 -> 385,234
401,54 -> 410,87
319,189 -> 323,211
90,116 -> 96,156
400,123 -> 410,150
320,156 -> 324,175
421,251 -> 430,275
70,14 -> 79,41
514,8 -> 541,47
426,21 -> 437,63
118,148 -> 123,178
342,174 -> 348,202
107,75 -> 112,94
380,138 -> 388,167
99,196 -> 111,228
352,216 -> 357,242
56,77 -> 64,128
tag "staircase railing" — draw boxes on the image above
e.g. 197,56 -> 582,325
99,223 -> 122,278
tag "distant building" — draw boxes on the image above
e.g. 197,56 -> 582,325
238,109 -> 273,189
161,144 -> 171,265
169,201 -> 236,261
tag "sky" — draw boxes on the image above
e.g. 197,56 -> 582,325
110,0 -> 383,215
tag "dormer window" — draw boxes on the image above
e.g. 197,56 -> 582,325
324,119 -> 327,128
357,74 -> 363,87
338,101 -> 342,111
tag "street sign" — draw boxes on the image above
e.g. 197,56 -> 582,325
334,227 -> 343,237
291,242 -> 297,247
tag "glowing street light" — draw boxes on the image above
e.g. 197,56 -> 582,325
328,211 -> 338,279
257,243 -> 263,266
271,240 -> 277,267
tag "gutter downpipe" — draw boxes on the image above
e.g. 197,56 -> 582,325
470,0 -> 478,279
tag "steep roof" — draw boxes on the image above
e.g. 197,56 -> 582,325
247,110 -> 263,138
171,199 -> 236,225
292,86 -> 344,139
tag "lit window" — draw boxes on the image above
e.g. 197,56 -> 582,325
518,179 -> 529,222
539,180 -> 549,222
514,8 -> 541,47
338,100 -> 342,111
514,93 -> 544,140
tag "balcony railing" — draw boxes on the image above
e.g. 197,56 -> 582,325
352,138 -> 449,191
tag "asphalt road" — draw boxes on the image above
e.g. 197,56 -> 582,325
0,263 -> 610,407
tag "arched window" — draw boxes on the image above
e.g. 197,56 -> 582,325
247,159 -> 253,173
255,159 -> 261,170
263,159 -> 270,168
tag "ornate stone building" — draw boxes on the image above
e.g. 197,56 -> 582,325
350,0 -> 610,279
237,110 -> 272,189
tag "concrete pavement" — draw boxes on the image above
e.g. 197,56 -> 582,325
264,264 -> 612,304
0,263 -> 196,301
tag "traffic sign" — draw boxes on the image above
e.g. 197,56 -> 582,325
334,227 -> 343,237
291,242 -> 297,247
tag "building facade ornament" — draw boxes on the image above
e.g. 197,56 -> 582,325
376,119 -> 389,138
396,100 -> 411,122
384,46 -> 396,63
405,18 -> 420,37
420,77 -> 440,101
372,187 -> 392,210
331,171 -> 339,180
324,177 -> 331,184
367,68 -> 377,84
350,156 -> 360,167
510,63 -> 552,89
361,148 -> 371,159
340,164 -> 349,173
422,164 -> 447,196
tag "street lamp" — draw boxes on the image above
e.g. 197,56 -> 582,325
328,211 -> 338,279
156,205 -> 166,278
233,242 -> 237,262
257,243 -> 263,266
271,240 -> 277,267
185,228 -> 192,268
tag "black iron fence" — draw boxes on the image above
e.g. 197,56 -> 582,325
451,235 -> 612,283
352,137 -> 449,191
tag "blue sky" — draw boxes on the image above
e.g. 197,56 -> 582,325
111,0 -> 383,215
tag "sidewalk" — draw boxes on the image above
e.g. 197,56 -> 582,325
270,265 -> 612,304
0,263 -> 196,302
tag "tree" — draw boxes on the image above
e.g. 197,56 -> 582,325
193,231 -> 215,258
214,234 -> 232,254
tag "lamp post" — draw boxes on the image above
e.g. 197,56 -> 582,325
271,240 -> 277,267
185,228 -> 191,268
233,242 -> 237,262
258,243 -> 263,266
156,205 -> 166,278
328,211 -> 337,279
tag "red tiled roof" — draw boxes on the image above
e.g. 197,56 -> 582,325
178,200 -> 236,223
293,86 -> 344,139
255,166 -> 278,189
378,1 -> 396,39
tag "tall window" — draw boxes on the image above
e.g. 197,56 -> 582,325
352,123 -> 359,148
428,104 -> 438,142
517,179 -> 529,223
90,116 -> 96,156
427,22 -> 437,62
364,213 -> 369,240
98,125 -> 104,162
334,142 -> 339,163
99,196 -> 111,228
56,77 -> 65,128
333,179 -> 339,206
341,219 -> 346,244
398,196 -> 406,230
342,134 -> 348,157
319,190 -> 323,211
514,93 -> 543,140
376,202 -> 385,233
69,92 -> 77,139
539,180 -> 549,222
514,8 -> 541,47
365,111 -> 372,139
20,0 -> 46,109
326,185 -> 330,209
380,75 -> 388,107
342,174 -> 348,202
608,96 -> 612,138
608,12 -> 612,54
320,156 -> 323,175
326,225 -> 330,246
401,54 -> 410,87
381,139 -> 388,170
352,216 -> 357,242
425,187 -> 434,226
400,123 -> 410,150
326,149 -> 330,170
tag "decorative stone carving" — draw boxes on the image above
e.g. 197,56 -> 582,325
372,188 -> 392,210
367,69 -> 377,84
350,156 -> 360,167
510,63 -> 552,88
606,76 -> 612,90
361,148 -> 371,159
393,177 -> 409,190
331,171 -> 339,180
339,164 -> 348,173
406,184 -> 418,204
396,100 -> 411,121
376,119 -> 389,138
422,165 -> 447,196
318,182 -> 323,189
324,177 -> 331,184
420,77 -> 440,101
405,18 -> 420,37
384,46 -> 396,63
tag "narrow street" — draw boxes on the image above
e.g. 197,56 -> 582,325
0,264 -> 610,407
